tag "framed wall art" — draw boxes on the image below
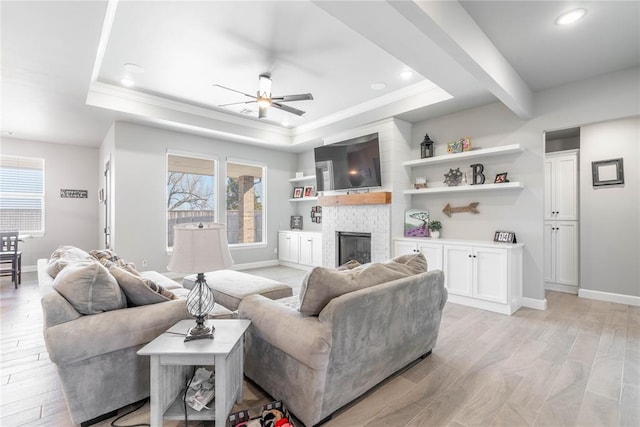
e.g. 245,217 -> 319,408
592,158 -> 624,186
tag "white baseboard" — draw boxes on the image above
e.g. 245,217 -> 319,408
521,297 -> 548,311
578,289 -> 640,307
277,261 -> 313,271
230,260 -> 279,271
545,282 -> 578,294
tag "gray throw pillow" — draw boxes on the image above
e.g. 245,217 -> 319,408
298,252 -> 427,316
52,260 -> 126,315
105,262 -> 176,306
46,245 -> 93,278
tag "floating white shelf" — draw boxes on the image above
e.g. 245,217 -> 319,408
289,175 -> 316,183
403,144 -> 523,167
288,196 -> 319,202
403,182 -> 525,195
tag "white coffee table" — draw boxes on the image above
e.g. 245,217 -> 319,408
138,319 -> 251,426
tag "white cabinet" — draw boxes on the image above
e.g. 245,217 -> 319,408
394,238 -> 523,315
299,233 -> 322,266
278,231 -> 300,263
544,221 -> 579,292
393,239 -> 442,271
544,150 -> 579,293
278,231 -> 322,267
544,151 -> 578,221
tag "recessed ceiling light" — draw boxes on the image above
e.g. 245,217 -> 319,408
370,82 -> 386,91
556,8 -> 586,25
400,70 -> 413,79
282,120 -> 290,127
121,78 -> 135,87
124,63 -> 144,73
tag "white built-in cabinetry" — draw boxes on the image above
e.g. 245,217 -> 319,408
544,150 -> 579,293
278,231 -> 322,268
393,240 -> 443,271
393,238 -> 523,315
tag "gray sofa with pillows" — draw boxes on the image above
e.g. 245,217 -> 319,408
238,253 -> 448,427
37,246 -> 211,426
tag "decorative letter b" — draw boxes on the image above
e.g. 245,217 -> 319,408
471,163 -> 485,185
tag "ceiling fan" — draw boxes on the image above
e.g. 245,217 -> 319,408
214,74 -> 313,119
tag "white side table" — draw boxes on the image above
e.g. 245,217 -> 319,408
138,319 -> 251,426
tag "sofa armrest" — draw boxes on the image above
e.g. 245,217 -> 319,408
238,295 -> 332,370
45,299 -> 190,366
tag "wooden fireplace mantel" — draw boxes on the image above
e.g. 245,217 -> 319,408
318,191 -> 392,206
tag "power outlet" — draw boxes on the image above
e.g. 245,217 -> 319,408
141,258 -> 148,268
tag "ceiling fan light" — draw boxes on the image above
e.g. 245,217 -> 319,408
555,8 -> 586,25
257,97 -> 271,109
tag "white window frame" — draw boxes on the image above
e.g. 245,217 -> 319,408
0,155 -> 45,236
225,157 -> 267,249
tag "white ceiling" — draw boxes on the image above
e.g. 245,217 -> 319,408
1,1 -> 638,151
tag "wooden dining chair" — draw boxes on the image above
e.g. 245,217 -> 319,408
0,231 -> 22,288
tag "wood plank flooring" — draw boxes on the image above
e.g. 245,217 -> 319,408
1,269 -> 638,426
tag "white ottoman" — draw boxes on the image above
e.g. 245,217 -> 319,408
182,270 -> 293,311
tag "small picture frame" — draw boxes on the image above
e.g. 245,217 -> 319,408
292,187 -> 304,198
303,186 -> 315,197
494,231 -> 517,243
494,172 -> 509,183
592,158 -> 624,186
290,215 -> 303,230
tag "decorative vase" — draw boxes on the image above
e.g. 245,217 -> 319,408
430,230 -> 440,239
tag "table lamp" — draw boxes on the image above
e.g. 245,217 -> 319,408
167,223 -> 233,341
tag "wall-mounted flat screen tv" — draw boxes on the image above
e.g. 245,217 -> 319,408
314,132 -> 382,191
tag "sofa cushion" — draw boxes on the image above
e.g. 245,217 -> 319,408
298,252 -> 427,316
46,245 -> 93,278
52,260 -> 126,315
103,261 -> 177,306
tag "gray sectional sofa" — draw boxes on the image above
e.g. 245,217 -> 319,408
238,253 -> 448,427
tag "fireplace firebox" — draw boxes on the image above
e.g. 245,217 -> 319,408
337,232 -> 371,265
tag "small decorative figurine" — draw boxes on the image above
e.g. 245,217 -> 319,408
444,168 -> 463,186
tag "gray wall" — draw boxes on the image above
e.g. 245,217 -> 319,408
1,137 -> 99,268
580,117 -> 639,297
103,122 -> 297,272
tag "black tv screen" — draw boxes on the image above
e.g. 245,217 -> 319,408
314,133 -> 382,191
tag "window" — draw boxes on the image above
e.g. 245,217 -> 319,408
226,160 -> 265,246
0,155 -> 45,234
167,153 -> 216,248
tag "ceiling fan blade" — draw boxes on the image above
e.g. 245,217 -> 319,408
271,102 -> 305,116
218,100 -> 257,107
271,93 -> 314,102
212,83 -> 257,100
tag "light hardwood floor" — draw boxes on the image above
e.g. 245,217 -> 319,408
1,269 -> 638,427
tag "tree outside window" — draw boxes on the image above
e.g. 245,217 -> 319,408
167,154 -> 216,248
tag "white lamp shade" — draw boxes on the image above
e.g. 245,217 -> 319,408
167,223 -> 234,273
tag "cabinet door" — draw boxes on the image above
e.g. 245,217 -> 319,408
543,222 -> 556,282
299,234 -> 322,266
393,240 -> 418,257
474,247 -> 507,303
544,160 -> 554,220
555,221 -> 579,286
278,232 -> 299,263
417,242 -> 443,271
555,155 -> 578,220
443,245 -> 472,297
